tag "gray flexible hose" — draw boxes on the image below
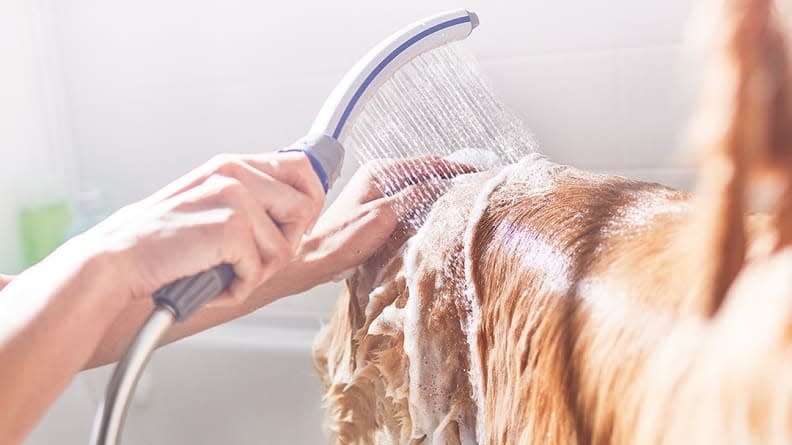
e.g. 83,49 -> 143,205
90,307 -> 175,445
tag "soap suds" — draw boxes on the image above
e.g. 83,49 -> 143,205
458,153 -> 560,443
460,165 -> 510,444
402,216 -> 446,441
398,154 -> 567,444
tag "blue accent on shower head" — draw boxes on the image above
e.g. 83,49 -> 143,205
278,148 -> 330,192
331,15 -> 473,139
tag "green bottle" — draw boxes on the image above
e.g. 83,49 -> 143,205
18,200 -> 72,267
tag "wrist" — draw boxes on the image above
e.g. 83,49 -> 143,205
295,235 -> 334,286
250,239 -> 328,304
276,252 -> 324,298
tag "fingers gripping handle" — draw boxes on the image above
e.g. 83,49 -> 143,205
152,134 -> 345,322
153,264 -> 234,322
278,134 -> 345,192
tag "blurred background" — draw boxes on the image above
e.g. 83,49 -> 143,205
2,0 -> 695,443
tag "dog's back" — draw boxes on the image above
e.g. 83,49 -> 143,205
314,153 -> 792,444
314,0 -> 792,442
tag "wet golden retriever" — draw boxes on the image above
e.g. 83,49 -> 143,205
314,0 -> 792,443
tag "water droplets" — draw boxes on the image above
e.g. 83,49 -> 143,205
344,43 -> 538,230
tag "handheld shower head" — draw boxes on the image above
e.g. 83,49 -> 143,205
282,9 -> 479,196
293,9 -> 480,190
313,9 -> 479,143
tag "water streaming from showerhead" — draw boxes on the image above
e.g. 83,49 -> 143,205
345,43 -> 538,229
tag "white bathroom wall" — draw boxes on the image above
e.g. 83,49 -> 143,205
0,0 -> 76,273
54,0 -> 696,204
47,0 -> 699,319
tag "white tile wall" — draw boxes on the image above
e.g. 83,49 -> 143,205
51,0 -> 699,201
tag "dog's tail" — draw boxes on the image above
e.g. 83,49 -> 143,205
690,0 -> 792,316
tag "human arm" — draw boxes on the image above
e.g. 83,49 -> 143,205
0,152 -> 324,443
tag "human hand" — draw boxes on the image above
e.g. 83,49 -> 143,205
298,156 -> 475,286
74,152 -> 325,305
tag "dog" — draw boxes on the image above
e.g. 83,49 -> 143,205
314,0 -> 792,443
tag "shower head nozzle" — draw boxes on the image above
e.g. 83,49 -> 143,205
309,9 -> 480,144
289,10 -> 479,193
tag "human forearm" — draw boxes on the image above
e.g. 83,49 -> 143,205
0,240 -> 125,443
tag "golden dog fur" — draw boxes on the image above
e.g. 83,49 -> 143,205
314,0 -> 792,443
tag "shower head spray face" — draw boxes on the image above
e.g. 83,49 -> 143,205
310,9 -> 479,143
